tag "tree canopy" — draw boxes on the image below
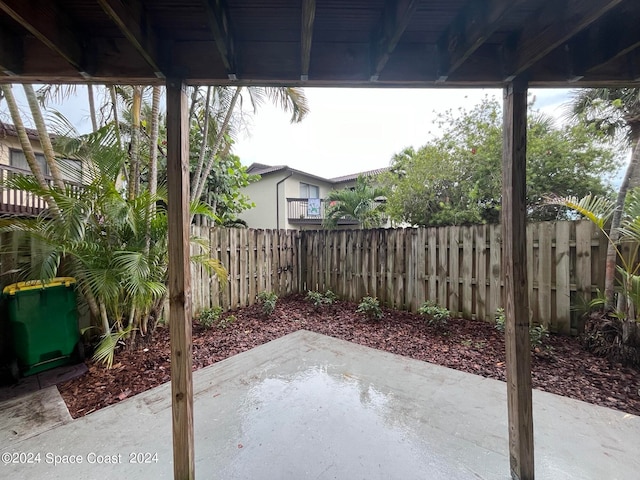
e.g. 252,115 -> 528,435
381,97 -> 621,227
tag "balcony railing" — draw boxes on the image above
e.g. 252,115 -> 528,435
286,198 -> 359,225
0,164 -> 82,217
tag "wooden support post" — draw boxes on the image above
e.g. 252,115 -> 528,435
502,78 -> 534,480
166,78 -> 195,480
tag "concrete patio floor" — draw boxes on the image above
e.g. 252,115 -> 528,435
1,330 -> 638,479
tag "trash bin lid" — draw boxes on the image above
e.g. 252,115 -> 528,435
2,277 -> 76,295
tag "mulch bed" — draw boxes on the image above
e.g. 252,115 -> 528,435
58,294 -> 640,418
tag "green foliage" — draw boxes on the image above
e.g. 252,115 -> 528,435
494,308 -> 506,333
494,308 -> 550,349
418,301 -> 450,327
305,289 -> 338,308
529,324 -> 550,348
548,189 -> 640,322
257,291 -> 278,316
381,96 -> 620,227
356,296 -> 383,320
92,326 -> 135,369
0,123 -> 228,367
323,176 -> 388,229
197,306 -> 224,328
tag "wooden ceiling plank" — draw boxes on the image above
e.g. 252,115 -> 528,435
300,0 -> 316,81
370,0 -> 419,82
97,0 -> 164,78
505,0 -> 624,79
0,28 -> 22,75
569,9 -> 640,75
0,0 -> 86,75
436,0 -> 528,82
202,0 -> 236,79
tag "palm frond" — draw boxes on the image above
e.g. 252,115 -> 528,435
93,325 -> 135,368
545,194 -> 615,230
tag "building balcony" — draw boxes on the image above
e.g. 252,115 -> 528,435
0,164 -> 82,217
286,198 -> 359,226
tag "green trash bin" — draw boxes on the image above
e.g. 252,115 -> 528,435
2,277 -> 81,377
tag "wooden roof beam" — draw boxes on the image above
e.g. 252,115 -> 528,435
300,0 -> 316,81
370,0 -> 419,82
566,7 -> 640,77
503,0 -> 624,81
0,0 -> 88,76
202,0 -> 237,80
97,0 -> 165,79
436,0 -> 527,83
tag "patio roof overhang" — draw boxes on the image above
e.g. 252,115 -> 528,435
0,0 -> 638,88
2,2 -> 638,480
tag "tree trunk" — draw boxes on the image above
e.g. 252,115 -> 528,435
23,84 -> 66,191
605,132 -> 640,308
192,86 -> 242,204
110,86 -> 123,150
87,84 -> 98,132
145,86 -> 161,253
191,86 -> 212,202
1,85 -> 62,219
128,86 -> 143,200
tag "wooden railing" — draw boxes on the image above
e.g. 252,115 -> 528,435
0,164 -> 82,216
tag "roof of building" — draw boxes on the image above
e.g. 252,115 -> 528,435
246,162 -> 388,186
0,122 -> 41,142
330,167 -> 390,184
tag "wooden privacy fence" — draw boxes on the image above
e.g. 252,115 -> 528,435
299,221 -> 606,335
190,226 -> 300,311
190,221 -> 606,335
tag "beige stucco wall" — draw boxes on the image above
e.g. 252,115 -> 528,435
0,135 -> 44,166
239,172 -> 288,229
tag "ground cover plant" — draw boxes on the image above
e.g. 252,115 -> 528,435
57,294 -> 640,418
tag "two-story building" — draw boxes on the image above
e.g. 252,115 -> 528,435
239,163 -> 388,230
0,122 -> 82,216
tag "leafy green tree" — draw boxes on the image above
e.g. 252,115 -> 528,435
382,97 -> 620,227
323,176 -> 387,229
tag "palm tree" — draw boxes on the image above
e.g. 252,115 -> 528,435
548,193 -> 640,366
323,176 -> 387,229
569,88 -> 640,308
190,86 -> 309,208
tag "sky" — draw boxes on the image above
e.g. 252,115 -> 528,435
233,87 -> 574,179
1,85 -> 574,180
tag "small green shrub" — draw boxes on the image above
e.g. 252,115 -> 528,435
356,296 -> 383,320
257,291 -> 278,316
198,306 -> 223,328
494,308 -> 506,333
306,289 -> 338,308
494,308 -> 550,349
529,324 -> 549,348
324,290 -> 337,304
418,301 -> 450,327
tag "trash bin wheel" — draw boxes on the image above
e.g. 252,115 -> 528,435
73,340 -> 85,362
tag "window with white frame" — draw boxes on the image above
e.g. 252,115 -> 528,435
300,182 -> 319,198
10,149 -> 82,183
